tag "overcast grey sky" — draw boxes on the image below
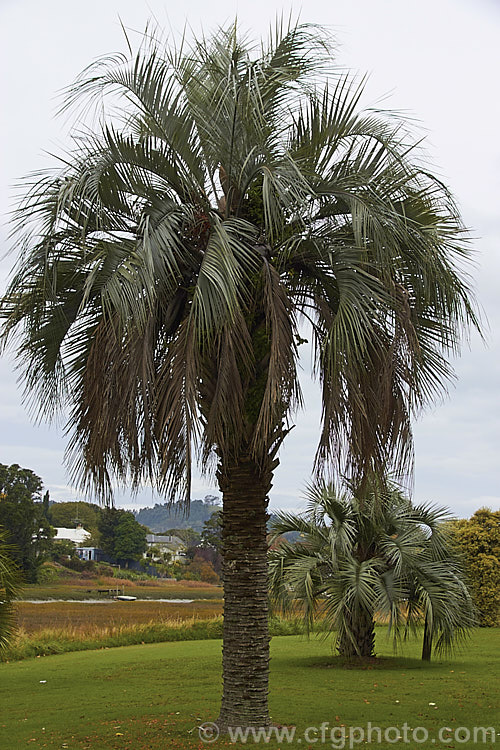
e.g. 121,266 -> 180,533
1,0 -> 499,517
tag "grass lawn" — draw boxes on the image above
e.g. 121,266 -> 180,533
1,629 -> 498,749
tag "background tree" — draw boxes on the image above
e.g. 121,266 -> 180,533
269,481 -> 476,660
0,464 -> 53,582
200,510 -> 222,551
113,512 -> 148,564
452,509 -> 500,627
0,531 -> 23,651
183,553 -> 220,583
0,463 -> 42,499
41,491 -> 50,523
49,537 -> 78,562
198,510 -> 223,574
0,22 -> 480,728
97,507 -> 122,559
48,500 -> 101,532
162,528 -> 201,546
98,508 -> 147,564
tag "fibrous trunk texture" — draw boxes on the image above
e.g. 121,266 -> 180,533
338,606 -> 376,658
217,453 -> 272,731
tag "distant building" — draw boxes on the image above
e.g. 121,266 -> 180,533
145,534 -> 187,563
76,547 -> 111,563
54,525 -> 91,545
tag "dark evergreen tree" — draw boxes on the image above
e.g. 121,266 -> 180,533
201,510 -> 223,551
113,513 -> 148,563
0,464 -> 53,582
98,507 -> 147,563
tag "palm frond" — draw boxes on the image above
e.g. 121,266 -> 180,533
0,532 -> 23,651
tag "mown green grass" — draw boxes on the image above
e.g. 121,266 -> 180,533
1,629 -> 498,749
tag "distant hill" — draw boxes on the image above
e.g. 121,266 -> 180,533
134,496 -> 220,532
134,499 -> 302,539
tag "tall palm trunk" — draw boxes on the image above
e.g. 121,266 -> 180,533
338,607 -> 375,658
217,452 -> 272,730
422,612 -> 433,661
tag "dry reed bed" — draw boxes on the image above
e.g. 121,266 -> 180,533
15,599 -> 223,633
2,614 -> 311,663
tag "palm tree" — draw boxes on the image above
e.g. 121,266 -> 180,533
0,530 -> 23,651
0,21 -> 479,727
269,481 -> 476,659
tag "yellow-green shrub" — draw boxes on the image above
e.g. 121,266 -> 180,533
452,509 -> 500,627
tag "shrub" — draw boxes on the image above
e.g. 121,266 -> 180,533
452,509 -> 500,626
182,555 -> 219,584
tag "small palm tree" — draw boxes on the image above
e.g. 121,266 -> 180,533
0,531 -> 23,651
269,481 -> 475,659
0,21 -> 480,726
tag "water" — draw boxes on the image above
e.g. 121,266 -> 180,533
19,598 -> 196,604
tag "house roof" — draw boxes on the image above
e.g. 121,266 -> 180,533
146,534 -> 185,548
54,527 -> 91,544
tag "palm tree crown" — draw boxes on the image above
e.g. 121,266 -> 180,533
269,481 -> 476,659
1,22 -> 478,498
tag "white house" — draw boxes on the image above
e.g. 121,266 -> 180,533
54,525 -> 91,545
145,534 -> 187,563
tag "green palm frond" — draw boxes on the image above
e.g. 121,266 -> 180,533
0,531 -> 23,651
